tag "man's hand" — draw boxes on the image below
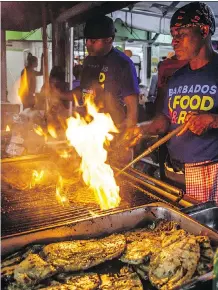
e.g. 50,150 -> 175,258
122,125 -> 144,148
177,112 -> 215,136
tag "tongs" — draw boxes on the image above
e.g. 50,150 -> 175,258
116,124 -> 184,176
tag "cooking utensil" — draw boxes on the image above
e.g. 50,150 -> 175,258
116,124 -> 184,176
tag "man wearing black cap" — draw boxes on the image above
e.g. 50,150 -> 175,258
80,15 -> 139,128
72,15 -> 139,165
127,2 -> 218,203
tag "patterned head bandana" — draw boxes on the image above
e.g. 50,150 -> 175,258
170,2 -> 216,35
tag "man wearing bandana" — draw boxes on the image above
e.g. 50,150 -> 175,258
127,2 -> 218,203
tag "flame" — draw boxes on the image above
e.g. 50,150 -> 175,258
56,175 -> 68,205
30,170 -> 44,188
66,95 -> 120,210
33,125 -> 45,136
18,68 -> 28,102
59,150 -> 71,159
48,124 -> 57,139
73,93 -> 79,107
6,125 -> 10,132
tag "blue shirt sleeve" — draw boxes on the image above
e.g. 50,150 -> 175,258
121,60 -> 139,98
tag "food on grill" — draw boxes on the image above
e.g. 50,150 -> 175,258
120,237 -> 161,265
124,220 -> 180,243
1,220 -> 214,290
39,272 -> 100,289
42,234 -> 126,272
120,220 -> 180,265
2,245 -> 43,268
160,229 -> 187,248
133,264 -> 149,281
13,254 -> 57,288
39,285 -> 76,290
100,266 -> 143,289
148,234 -> 201,289
196,236 -> 214,275
1,245 -> 43,285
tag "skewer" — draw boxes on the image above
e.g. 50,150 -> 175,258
116,124 -> 184,176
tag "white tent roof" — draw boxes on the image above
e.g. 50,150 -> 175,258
112,1 -> 218,40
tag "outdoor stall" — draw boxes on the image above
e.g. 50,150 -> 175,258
1,2 -> 218,290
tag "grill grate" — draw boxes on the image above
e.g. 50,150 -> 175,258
2,179 -> 156,238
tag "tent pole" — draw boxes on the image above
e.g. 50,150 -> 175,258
41,2 -> 49,113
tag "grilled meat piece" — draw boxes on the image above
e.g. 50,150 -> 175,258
42,234 -> 126,272
160,229 -> 187,248
120,237 -> 161,265
124,229 -> 159,243
123,221 -> 179,244
2,245 -> 43,268
133,264 -> 149,281
1,264 -> 17,286
100,266 -> 143,290
39,285 -> 80,290
149,235 -> 200,289
56,272 -> 100,289
13,254 -> 56,289
38,272 -> 100,290
1,245 -> 44,286
153,220 -> 180,233
195,236 -> 214,275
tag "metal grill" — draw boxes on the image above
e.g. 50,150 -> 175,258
1,179 -> 156,238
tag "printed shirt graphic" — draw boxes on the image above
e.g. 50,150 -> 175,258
163,54 -> 218,164
80,47 -> 139,105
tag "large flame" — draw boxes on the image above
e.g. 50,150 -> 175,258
66,96 -> 121,210
30,170 -> 44,188
47,124 -> 57,139
33,125 -> 45,136
18,68 -> 28,102
6,125 -> 10,132
56,175 -> 68,205
59,150 -> 71,159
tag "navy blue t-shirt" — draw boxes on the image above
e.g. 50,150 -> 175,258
80,47 -> 139,105
163,54 -> 218,164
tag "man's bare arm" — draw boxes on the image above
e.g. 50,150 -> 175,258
60,87 -> 82,103
123,113 -> 170,148
139,113 -> 170,136
178,112 -> 218,136
123,94 -> 138,128
35,53 -> 44,76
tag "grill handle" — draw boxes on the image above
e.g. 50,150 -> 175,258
181,201 -> 216,215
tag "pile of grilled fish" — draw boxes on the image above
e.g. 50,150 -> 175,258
1,220 -> 214,290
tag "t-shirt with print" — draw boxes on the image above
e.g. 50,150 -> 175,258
80,47 -> 139,106
163,53 -> 218,164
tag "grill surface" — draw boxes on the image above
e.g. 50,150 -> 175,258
1,179 -> 156,238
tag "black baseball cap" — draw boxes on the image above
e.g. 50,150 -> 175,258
84,15 -> 116,39
170,2 -> 216,35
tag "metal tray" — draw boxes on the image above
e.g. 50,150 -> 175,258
2,202 -> 218,290
190,207 -> 218,232
2,202 -> 218,256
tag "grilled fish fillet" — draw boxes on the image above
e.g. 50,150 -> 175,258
100,266 -> 143,290
13,254 -> 56,289
123,221 -> 179,244
38,273 -> 100,290
149,235 -> 200,289
120,237 -> 161,265
196,236 -> 214,275
42,234 -> 126,272
39,285 -> 83,290
133,264 -> 149,281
